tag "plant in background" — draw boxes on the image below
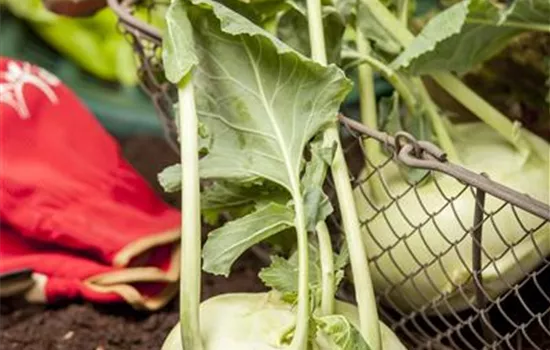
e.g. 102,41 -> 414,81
347,0 -> 549,311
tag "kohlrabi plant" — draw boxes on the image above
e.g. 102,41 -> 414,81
347,0 -> 550,312
157,0 -> 407,348
157,0 -> 549,347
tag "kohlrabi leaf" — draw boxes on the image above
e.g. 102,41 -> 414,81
377,92 -> 402,135
201,179 -> 289,212
302,140 -> 336,186
163,1 -> 198,83
164,0 -> 350,284
259,243 -> 347,297
259,255 -> 302,293
334,0 -> 354,23
259,243 -> 323,301
334,241 -> 349,270
182,0 -> 351,193
216,0 -> 291,27
202,202 -> 294,276
200,181 -> 259,225
303,189 -> 333,232
302,139 -> 336,231
158,164 -> 182,193
392,0 -> 550,74
315,314 -> 372,350
277,6 -> 346,63
487,0 -> 550,28
356,0 -> 403,55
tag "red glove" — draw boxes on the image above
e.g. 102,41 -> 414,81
0,57 -> 180,309
0,225 -> 178,309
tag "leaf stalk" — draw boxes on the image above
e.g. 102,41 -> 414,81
316,221 -> 335,315
466,17 -> 550,32
178,76 -> 203,350
306,0 -> 382,348
355,31 -> 387,202
412,77 -> 460,163
288,194 -> 311,350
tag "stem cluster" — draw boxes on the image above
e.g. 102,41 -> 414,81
306,0 -> 383,349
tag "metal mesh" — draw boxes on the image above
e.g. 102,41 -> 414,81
335,119 -> 550,349
108,1 -> 550,348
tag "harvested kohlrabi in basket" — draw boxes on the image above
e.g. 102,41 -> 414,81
349,0 -> 549,313
157,0 -> 407,348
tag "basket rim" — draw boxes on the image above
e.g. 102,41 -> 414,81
108,0 -> 163,42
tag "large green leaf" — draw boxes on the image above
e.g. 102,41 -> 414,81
163,1 -> 198,83
202,180 -> 286,209
201,179 -> 290,224
216,0 -> 291,27
202,202 -> 294,276
392,0 -> 550,74
163,0 -> 350,277
184,0 -> 352,192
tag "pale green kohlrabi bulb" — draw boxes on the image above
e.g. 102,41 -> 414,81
162,292 -> 407,349
355,122 -> 549,314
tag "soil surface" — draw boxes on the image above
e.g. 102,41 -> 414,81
0,253 -> 265,350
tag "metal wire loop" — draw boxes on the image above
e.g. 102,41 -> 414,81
394,131 -> 422,158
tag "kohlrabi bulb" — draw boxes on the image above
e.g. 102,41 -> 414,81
355,122 -> 549,313
162,292 -> 407,349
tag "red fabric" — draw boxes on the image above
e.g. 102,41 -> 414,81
0,57 -> 180,307
0,225 -> 122,303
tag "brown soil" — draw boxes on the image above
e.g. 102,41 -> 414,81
0,252 -> 266,350
0,135 -> 267,350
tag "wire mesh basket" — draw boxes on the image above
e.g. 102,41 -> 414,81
108,0 -> 550,348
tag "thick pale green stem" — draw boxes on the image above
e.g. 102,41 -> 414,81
361,0 -> 531,155
306,0 -> 327,65
178,76 -> 203,350
412,77 -> 460,163
316,221 -> 335,315
306,0 -> 381,347
349,55 -> 460,161
466,17 -> 550,32
289,196 -> 310,350
363,0 -> 411,44
356,31 -> 387,203
350,53 -> 461,162
326,126 -> 382,350
397,0 -> 408,25
431,73 -> 531,157
345,53 -> 417,116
